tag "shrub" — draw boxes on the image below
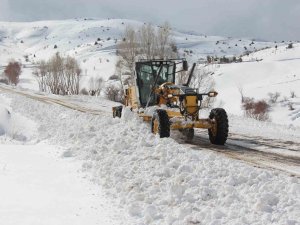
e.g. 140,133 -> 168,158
108,75 -> 119,80
33,53 -> 82,95
0,76 -> 9,85
242,97 -> 270,121
80,88 -> 89,95
104,83 -> 123,102
288,102 -> 295,111
287,43 -> 293,49
268,92 -> 280,104
4,61 -> 22,85
290,91 -> 296,98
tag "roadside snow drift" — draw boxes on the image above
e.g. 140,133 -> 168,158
0,95 -> 37,142
0,103 -> 10,135
3,92 -> 299,225
0,144 -> 125,225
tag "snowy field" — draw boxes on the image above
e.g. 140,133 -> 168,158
0,144 -> 126,225
0,92 -> 299,225
214,43 -> 300,127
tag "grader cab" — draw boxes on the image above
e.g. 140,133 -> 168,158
113,59 -> 228,145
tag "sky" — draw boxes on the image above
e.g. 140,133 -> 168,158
0,0 -> 299,41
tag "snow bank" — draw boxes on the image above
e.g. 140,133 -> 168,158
5,92 -> 299,225
0,95 -> 37,143
0,104 -> 10,135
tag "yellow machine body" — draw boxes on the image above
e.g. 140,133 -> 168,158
112,59 -> 228,145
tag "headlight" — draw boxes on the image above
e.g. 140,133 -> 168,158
208,91 -> 218,97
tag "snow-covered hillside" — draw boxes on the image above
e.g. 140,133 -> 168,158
0,19 -> 272,87
214,43 -> 300,126
0,19 -> 298,126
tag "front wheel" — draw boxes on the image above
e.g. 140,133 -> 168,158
151,109 -> 170,138
208,108 -> 228,145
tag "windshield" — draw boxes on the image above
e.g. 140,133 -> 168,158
136,61 -> 175,107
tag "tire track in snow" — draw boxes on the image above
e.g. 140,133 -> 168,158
178,132 -> 300,177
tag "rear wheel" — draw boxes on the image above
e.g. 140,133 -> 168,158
113,106 -> 122,118
151,109 -> 170,138
208,108 -> 228,145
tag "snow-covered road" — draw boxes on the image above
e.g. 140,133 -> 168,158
1,84 -> 299,176
0,144 -> 125,225
179,131 -> 300,177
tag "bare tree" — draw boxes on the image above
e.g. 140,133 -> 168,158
139,23 -> 156,59
4,60 -> 22,85
290,91 -> 296,98
116,22 -> 177,85
268,92 -> 281,104
116,25 -> 139,77
191,65 -> 215,93
33,60 -> 47,92
238,86 -> 245,103
33,53 -> 82,95
190,65 -> 216,108
155,22 -> 173,59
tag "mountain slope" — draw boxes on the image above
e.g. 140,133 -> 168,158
0,19 -> 272,84
1,19 -> 298,126
213,43 -> 300,126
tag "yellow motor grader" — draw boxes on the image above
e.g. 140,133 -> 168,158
113,59 -> 228,145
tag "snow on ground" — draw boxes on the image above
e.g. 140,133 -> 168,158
1,91 -> 299,225
214,43 -> 300,126
0,94 -> 129,225
0,144 -> 125,225
228,114 -> 300,143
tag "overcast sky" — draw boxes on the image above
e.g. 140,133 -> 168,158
0,0 -> 299,41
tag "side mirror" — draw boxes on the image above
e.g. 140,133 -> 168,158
183,60 -> 188,71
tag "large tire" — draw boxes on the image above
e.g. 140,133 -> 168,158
151,109 -> 170,138
113,106 -> 122,118
208,108 -> 228,145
